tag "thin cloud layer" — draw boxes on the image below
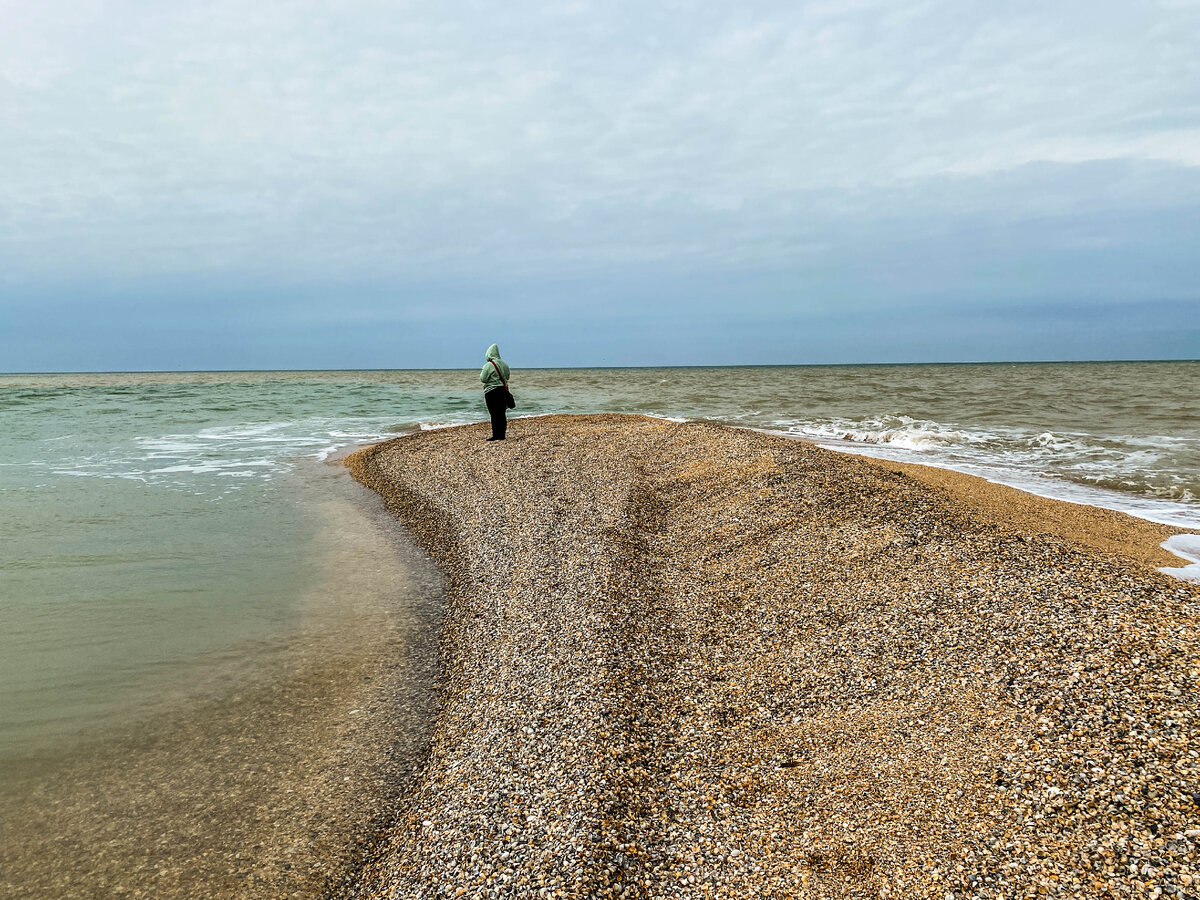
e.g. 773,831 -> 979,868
1,0 -> 1198,366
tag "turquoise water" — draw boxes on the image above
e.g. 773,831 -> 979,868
1,362 -> 1198,763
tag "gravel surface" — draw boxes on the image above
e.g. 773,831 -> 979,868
347,414 -> 1199,900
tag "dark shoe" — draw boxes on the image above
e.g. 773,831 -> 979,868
486,436 -> 504,441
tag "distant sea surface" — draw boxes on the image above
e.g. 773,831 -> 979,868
2,362 -> 1198,768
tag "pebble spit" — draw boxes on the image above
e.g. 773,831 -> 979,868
346,414 -> 1199,900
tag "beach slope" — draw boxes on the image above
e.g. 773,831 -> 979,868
347,414 -> 1198,899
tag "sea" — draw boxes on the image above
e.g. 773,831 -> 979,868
1,362 -> 1198,892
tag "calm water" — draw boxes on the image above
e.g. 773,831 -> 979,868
1,362 -> 1198,764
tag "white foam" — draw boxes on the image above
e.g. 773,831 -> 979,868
792,416 -> 994,451
642,414 -> 689,424
44,417 -> 419,497
149,459 -> 274,475
1160,534 -> 1200,583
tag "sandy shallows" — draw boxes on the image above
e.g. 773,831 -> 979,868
0,470 -> 441,900
347,414 -> 1199,900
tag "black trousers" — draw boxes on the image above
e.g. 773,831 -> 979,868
485,388 -> 508,439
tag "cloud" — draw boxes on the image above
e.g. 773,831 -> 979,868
0,1 -> 1198,367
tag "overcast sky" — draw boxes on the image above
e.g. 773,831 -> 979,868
2,0 -> 1198,370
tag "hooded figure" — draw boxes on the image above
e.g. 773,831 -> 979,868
480,343 -> 511,440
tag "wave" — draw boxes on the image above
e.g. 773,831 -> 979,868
1160,535 -> 1200,583
7,367 -> 1198,529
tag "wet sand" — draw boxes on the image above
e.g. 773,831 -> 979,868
0,473 -> 441,900
347,414 -> 1199,899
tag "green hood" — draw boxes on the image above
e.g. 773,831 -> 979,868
480,344 -> 510,392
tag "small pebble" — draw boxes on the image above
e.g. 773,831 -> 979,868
347,415 -> 1200,899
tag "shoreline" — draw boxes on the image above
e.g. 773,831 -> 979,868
850,455 -> 1189,572
540,414 -> 1195,576
742,424 -> 1196,577
562,413 -> 1198,573
347,414 -> 1199,898
0,466 -> 442,900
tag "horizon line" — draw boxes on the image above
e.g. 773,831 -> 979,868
2,357 -> 1198,377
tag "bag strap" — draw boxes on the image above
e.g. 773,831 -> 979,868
489,359 -> 508,389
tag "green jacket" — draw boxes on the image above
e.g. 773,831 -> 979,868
480,344 -> 511,394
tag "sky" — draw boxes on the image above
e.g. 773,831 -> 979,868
1,0 -> 1198,370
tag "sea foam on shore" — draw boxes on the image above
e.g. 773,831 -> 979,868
348,414 -> 1199,900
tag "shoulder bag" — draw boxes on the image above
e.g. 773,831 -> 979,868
490,360 -> 516,409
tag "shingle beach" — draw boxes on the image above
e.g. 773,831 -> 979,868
346,414 -> 1199,900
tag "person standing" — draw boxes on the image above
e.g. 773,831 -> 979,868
480,343 -> 512,441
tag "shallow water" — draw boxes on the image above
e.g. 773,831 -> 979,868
0,460 -> 442,899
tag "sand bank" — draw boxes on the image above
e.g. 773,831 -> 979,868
347,415 -> 1199,899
